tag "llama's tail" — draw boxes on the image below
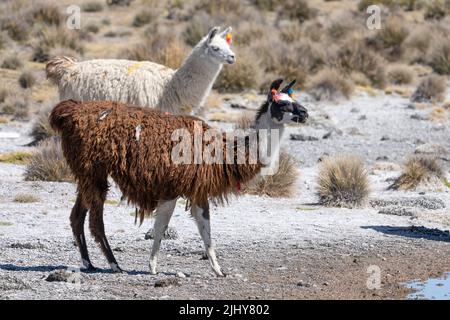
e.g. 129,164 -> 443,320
45,56 -> 77,84
49,100 -> 80,133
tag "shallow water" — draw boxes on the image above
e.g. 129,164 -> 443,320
405,272 -> 450,300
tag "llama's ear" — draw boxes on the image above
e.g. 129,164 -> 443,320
268,79 -> 283,101
207,27 -> 220,43
281,79 -> 297,94
270,79 -> 283,92
220,26 -> 232,37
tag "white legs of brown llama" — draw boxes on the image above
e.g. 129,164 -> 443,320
148,199 -> 224,277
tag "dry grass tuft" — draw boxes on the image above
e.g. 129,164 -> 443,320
428,37 -> 450,75
389,155 -> 444,190
411,74 -> 446,102
31,3 -> 63,26
424,0 -> 450,20
387,64 -> 414,85
330,39 -> 387,88
233,115 -> 298,198
18,71 -> 36,89
243,152 -> 298,198
31,26 -> 84,63
25,138 -> 73,182
29,106 -> 57,146
1,55 -> 23,70
1,96 -> 29,120
307,67 -> 354,101
277,0 -> 312,23
81,1 -> 104,12
132,9 -> 158,27
317,154 -> 370,208
214,48 -> 262,93
14,193 -> 40,203
371,17 -> 409,59
122,33 -> 189,69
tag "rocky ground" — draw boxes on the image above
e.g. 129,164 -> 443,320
0,88 -> 450,300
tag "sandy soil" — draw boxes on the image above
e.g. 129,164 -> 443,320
0,89 -> 450,300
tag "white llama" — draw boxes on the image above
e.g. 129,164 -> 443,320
46,26 -> 235,115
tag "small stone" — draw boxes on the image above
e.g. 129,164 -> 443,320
410,113 -> 428,121
323,282 -> 329,286
350,107 -> 360,113
358,115 -> 367,121
347,127 -> 362,135
145,227 -> 178,240
380,135 -> 390,141
176,272 -> 186,278
154,278 -> 181,288
415,143 -> 448,156
322,131 -> 332,139
290,134 -> 319,141
376,156 -> 389,161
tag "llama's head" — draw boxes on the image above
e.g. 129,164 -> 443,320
257,79 -> 309,125
202,26 -> 236,65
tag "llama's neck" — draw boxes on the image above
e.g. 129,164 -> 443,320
253,111 -> 285,169
158,46 -> 222,114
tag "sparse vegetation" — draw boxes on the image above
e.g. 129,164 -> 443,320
1,56 -> 23,70
317,155 -> 370,208
428,38 -> 450,75
132,10 -> 158,27
81,1 -> 104,12
411,74 -> 446,102
389,155 -> 445,190
122,33 -> 189,69
387,64 -> 414,85
14,193 -> 40,203
29,106 -> 57,146
18,71 -> 36,89
243,152 -> 298,198
307,68 -> 354,101
25,138 -> 73,182
1,96 -> 29,120
424,0 -> 450,20
0,151 -> 32,165
214,48 -> 262,92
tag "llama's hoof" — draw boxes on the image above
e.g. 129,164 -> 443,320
82,265 -> 97,273
110,262 -> 124,273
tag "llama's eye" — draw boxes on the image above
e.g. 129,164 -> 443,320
211,46 -> 220,51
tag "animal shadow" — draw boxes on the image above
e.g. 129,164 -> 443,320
363,225 -> 450,243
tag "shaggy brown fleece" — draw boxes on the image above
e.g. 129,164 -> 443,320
50,100 -> 262,223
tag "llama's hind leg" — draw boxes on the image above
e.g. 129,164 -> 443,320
149,199 -> 177,275
71,193 -> 95,270
191,203 -> 224,277
86,179 -> 122,273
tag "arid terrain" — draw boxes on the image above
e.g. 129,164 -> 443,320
1,0 -> 450,300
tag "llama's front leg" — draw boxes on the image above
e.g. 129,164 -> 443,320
71,194 -> 95,270
191,203 -> 224,277
149,199 -> 177,275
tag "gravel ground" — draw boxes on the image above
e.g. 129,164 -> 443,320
0,89 -> 450,300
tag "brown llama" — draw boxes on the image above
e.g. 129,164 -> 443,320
49,79 -> 308,276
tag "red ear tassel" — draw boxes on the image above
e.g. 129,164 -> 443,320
226,33 -> 232,45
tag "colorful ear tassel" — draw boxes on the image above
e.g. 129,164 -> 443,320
226,33 -> 232,45
288,88 -> 294,98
